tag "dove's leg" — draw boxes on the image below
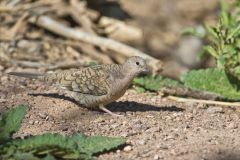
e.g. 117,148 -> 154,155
64,91 -> 122,116
99,105 -> 123,117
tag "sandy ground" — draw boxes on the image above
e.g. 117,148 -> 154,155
1,71 -> 240,160
1,0 -> 239,159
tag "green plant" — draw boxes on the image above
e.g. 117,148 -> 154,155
133,75 -> 182,92
134,68 -> 240,100
181,68 -> 240,100
0,105 -> 126,160
0,105 -> 27,143
184,0 -> 240,79
133,0 -> 240,100
204,0 -> 240,77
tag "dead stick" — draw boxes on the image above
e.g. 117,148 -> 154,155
161,86 -> 224,100
0,99 -> 6,102
30,16 -> 162,73
168,96 -> 240,107
13,60 -> 85,70
47,39 -> 113,64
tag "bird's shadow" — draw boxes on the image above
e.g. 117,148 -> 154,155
107,101 -> 184,113
29,93 -> 184,113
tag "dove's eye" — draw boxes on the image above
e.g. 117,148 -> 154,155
136,62 -> 140,65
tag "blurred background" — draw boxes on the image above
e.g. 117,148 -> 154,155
0,0 -> 234,79
1,2 -> 240,160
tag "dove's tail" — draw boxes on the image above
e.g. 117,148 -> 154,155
8,72 -> 45,79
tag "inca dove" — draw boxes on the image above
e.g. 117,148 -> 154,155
9,56 -> 150,116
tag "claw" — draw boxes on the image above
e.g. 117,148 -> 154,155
99,105 -> 123,117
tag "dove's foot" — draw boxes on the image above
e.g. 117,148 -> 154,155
99,105 -> 123,117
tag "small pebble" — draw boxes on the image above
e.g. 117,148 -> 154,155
25,114 -> 30,118
230,113 -> 239,121
138,140 -> 146,145
151,97 -> 157,103
48,116 -> 54,121
62,127 -> 69,131
228,122 -> 238,129
159,145 -> 168,150
123,145 -> 132,152
29,120 -> 34,125
154,155 -> 159,160
38,112 -> 47,119
206,106 -> 223,114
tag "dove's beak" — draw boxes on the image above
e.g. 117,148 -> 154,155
141,66 -> 151,75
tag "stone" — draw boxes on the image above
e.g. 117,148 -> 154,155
206,106 -> 223,114
123,145 -> 132,152
154,155 -> 159,160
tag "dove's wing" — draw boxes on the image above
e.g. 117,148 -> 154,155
44,66 -> 111,96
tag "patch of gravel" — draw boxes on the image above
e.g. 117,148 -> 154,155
1,72 -> 240,160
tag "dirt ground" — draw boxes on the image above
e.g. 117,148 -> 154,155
1,0 -> 240,160
1,70 -> 240,160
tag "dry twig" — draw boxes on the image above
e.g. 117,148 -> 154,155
97,16 -> 143,43
161,86 -> 224,100
13,60 -> 86,70
168,96 -> 240,107
0,13 -> 28,41
46,39 -> 113,63
30,15 -> 162,73
0,99 -> 7,102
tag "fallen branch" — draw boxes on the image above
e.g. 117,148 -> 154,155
97,16 -> 143,43
0,12 -> 28,41
0,99 -> 6,102
47,39 -> 114,64
29,16 -> 163,73
13,60 -> 48,68
168,96 -> 240,107
13,60 -> 86,70
0,0 -> 59,12
161,86 -> 225,100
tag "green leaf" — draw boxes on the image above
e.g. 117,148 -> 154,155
12,134 -> 76,150
204,45 -> 218,57
10,133 -> 82,158
43,154 -> 57,160
0,133 -> 86,160
205,25 -> 219,40
0,105 -> 125,160
217,55 -> 226,69
134,86 -> 146,93
220,0 -> 231,27
181,68 -> 240,100
133,75 -> 182,92
0,132 -> 125,160
71,134 -> 126,156
12,152 -> 41,160
181,26 -> 206,38
220,12 -> 230,27
3,151 -> 56,160
0,105 -> 28,142
197,49 -> 208,61
228,25 -> 240,39
88,61 -> 98,66
220,0 -> 229,12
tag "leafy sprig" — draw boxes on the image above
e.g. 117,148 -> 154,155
0,106 -> 126,160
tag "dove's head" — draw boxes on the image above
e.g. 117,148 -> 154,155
123,56 -> 150,77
